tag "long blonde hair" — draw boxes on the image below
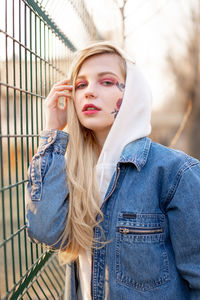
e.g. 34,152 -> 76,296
59,42 -> 126,264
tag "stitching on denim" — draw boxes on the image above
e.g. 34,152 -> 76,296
39,131 -> 68,156
29,154 -> 44,201
40,152 -> 50,180
136,137 -> 151,170
164,161 -> 200,208
120,138 -> 151,170
115,229 -> 170,291
115,212 -> 169,291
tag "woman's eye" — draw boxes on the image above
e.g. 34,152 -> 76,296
101,81 -> 114,86
76,83 -> 87,89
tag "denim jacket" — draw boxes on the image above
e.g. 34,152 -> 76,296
26,130 -> 200,300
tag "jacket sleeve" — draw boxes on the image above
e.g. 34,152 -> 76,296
25,129 -> 69,249
166,160 -> 200,295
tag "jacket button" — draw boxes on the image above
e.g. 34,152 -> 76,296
48,137 -> 53,143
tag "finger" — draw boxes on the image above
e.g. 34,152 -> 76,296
46,86 -> 72,101
54,79 -> 71,86
54,85 -> 73,92
45,91 -> 71,106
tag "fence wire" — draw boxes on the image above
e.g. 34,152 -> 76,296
0,0 -> 98,298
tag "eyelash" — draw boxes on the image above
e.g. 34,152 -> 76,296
75,79 -> 116,89
100,80 -> 115,86
75,82 -> 87,89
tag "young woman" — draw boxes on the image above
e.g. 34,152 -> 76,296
26,42 -> 200,300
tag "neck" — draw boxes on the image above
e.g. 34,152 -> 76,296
94,127 -> 111,153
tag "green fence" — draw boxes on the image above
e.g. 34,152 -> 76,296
0,0 -> 98,298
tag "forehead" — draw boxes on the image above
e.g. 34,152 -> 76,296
77,53 -> 124,79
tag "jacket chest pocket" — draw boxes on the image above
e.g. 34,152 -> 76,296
115,212 -> 170,291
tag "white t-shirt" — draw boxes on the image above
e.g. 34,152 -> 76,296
78,249 -> 92,300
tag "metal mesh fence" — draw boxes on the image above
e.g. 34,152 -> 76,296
0,0 -> 98,298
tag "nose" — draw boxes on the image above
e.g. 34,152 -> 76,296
84,83 -> 97,99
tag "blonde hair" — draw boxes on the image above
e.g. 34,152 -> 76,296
59,42 -> 127,264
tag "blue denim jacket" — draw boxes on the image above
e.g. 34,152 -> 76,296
26,130 -> 200,300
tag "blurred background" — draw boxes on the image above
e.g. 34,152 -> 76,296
83,0 -> 200,158
0,0 -> 199,299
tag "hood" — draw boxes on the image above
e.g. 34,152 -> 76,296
96,60 -> 152,203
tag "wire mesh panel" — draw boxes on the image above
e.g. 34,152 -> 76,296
0,0 -> 98,298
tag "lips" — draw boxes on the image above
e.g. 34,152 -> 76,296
82,104 -> 101,112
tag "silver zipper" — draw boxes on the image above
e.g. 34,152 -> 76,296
119,227 -> 163,234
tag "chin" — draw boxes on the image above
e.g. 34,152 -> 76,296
82,124 -> 103,131
82,118 -> 108,127
78,116 -> 114,135
82,123 -> 112,135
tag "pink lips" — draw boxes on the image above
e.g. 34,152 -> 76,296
82,104 -> 101,115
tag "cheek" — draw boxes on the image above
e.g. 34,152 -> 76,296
73,95 -> 81,112
116,98 -> 123,110
112,90 -> 123,104
113,89 -> 124,108
106,96 -> 122,112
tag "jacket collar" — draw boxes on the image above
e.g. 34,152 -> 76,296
119,137 -> 151,171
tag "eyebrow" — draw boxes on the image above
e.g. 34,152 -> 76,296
76,72 -> 120,80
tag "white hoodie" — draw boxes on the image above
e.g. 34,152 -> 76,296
75,60 -> 152,300
96,60 -> 152,203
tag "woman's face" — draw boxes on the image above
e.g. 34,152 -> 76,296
74,53 -> 125,141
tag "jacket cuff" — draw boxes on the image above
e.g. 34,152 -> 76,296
38,130 -> 69,155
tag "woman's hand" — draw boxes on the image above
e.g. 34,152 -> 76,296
44,79 -> 73,131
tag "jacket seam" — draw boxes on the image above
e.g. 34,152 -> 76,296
41,152 -> 50,180
120,138 -> 151,171
164,161 -> 199,208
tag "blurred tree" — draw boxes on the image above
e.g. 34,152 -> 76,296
167,0 -> 200,159
113,0 -> 127,48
